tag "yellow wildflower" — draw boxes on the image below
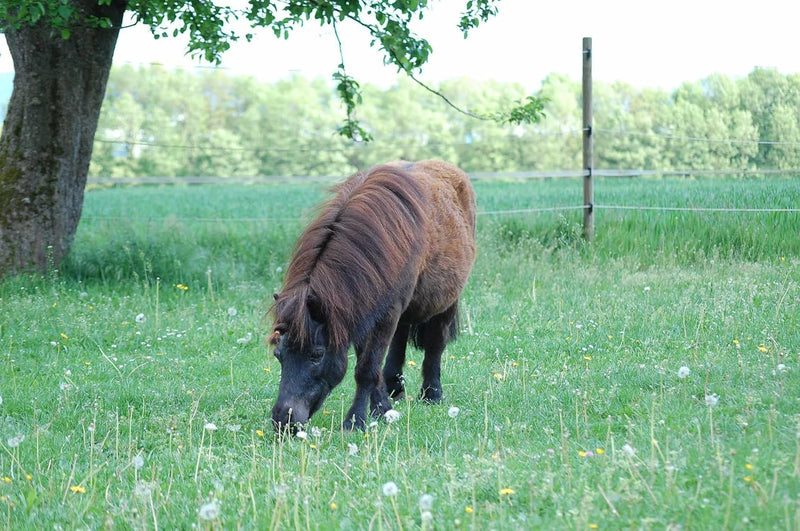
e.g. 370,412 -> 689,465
70,485 -> 86,494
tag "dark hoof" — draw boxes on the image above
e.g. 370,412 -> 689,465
342,415 -> 366,431
370,399 -> 394,418
389,389 -> 406,401
385,375 -> 406,400
420,387 -> 442,403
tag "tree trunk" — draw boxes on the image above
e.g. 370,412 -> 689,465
0,0 -> 127,275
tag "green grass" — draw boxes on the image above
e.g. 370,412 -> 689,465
0,176 -> 798,529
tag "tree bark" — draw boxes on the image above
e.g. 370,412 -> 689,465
0,0 -> 127,274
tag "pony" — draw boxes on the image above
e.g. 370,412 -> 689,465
269,160 -> 476,431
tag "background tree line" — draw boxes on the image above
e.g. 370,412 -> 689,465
88,65 -> 800,178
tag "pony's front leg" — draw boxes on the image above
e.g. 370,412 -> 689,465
343,315 -> 399,430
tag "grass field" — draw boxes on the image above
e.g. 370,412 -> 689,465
0,175 -> 798,529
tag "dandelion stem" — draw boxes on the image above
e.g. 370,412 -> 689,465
207,268 -> 215,302
194,428 -> 205,483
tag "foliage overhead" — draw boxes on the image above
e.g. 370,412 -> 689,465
0,0 -> 543,139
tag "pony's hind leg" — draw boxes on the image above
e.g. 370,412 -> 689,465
417,303 -> 459,403
383,323 -> 410,399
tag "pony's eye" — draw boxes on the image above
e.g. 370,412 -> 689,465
309,346 -> 325,363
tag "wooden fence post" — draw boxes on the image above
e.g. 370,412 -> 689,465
582,37 -> 594,240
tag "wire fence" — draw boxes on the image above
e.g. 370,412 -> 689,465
85,126 -> 800,224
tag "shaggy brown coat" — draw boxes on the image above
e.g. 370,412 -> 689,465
269,159 -> 476,430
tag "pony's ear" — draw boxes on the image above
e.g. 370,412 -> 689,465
273,293 -> 279,301
306,294 -> 325,323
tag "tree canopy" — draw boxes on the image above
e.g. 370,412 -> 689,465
88,66 -> 800,179
0,0 -> 542,275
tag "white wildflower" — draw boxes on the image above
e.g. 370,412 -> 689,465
133,480 -> 152,498
236,332 -> 252,345
132,455 -> 145,470
621,443 -> 635,457
704,393 -> 719,407
135,313 -> 146,324
421,511 -> 433,524
384,409 -> 401,424
204,422 -> 218,431
644,286 -> 651,292
382,481 -> 399,497
347,443 -> 358,456
447,406 -> 460,418
419,494 -> 434,511
227,307 -> 238,317
776,364 -> 787,373
198,500 -> 220,521
677,366 -> 691,379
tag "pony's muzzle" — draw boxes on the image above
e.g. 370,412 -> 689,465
271,402 -> 309,434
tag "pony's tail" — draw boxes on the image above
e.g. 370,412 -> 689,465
409,303 -> 460,350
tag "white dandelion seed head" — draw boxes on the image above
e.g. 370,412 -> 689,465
50,341 -> 58,347
347,443 -> 359,456
704,393 -> 719,407
198,500 -> 220,521
419,494 -> 434,511
132,455 -> 145,470
227,424 -> 242,432
7,434 -> 24,448
310,427 -> 322,438
677,366 -> 691,379
384,409 -> 401,424
133,480 -> 152,498
776,364 -> 787,373
236,333 -> 252,345
381,481 -> 399,497
447,406 -> 460,418
421,511 -> 433,524
644,286 -> 651,292
135,313 -> 146,324
204,422 -> 218,431
621,443 -> 635,457
227,307 -> 238,317
295,430 -> 308,440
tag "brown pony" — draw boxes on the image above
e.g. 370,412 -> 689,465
269,160 -> 476,430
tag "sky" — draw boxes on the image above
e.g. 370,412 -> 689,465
1,0 -> 799,91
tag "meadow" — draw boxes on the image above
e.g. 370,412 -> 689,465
0,175 -> 798,529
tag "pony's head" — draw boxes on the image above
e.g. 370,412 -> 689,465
269,292 -> 348,432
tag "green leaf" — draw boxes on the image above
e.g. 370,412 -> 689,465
60,28 -> 70,40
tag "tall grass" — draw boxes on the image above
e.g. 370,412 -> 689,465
0,176 -> 797,529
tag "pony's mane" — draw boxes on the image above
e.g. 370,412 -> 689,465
272,165 -> 427,351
